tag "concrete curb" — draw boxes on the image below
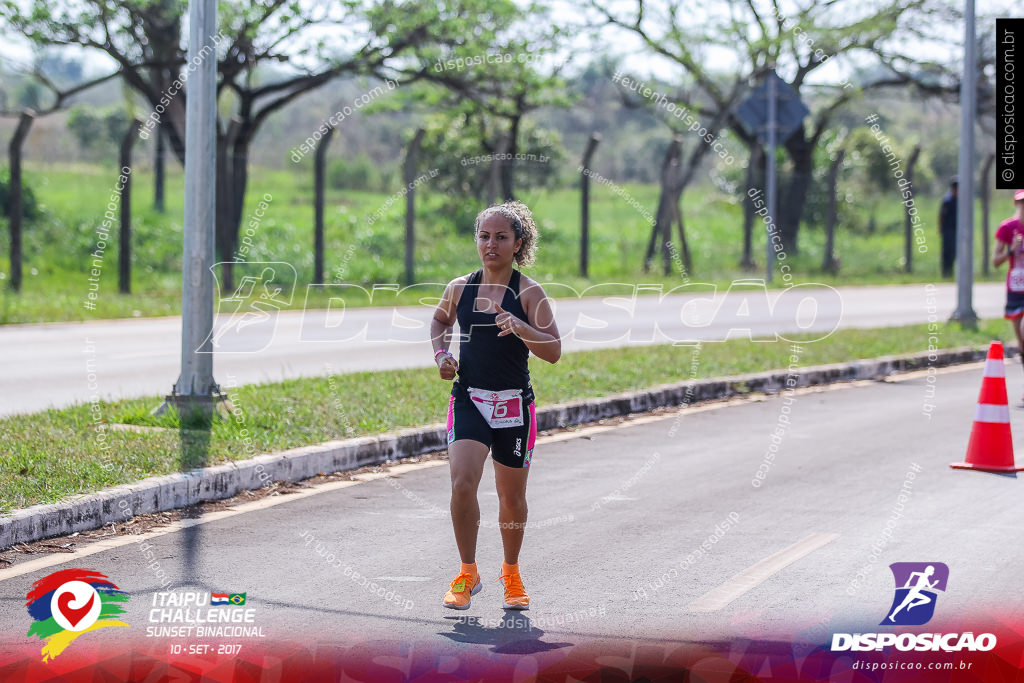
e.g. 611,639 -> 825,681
0,345 -> 1004,550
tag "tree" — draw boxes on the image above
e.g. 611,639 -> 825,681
118,118 -> 143,293
599,62 -> 747,272
821,146 -> 847,274
67,105 -> 131,160
589,0 -> 946,254
414,111 -> 564,232
1,63 -> 118,291
379,5 -> 572,203
3,0 -> 453,288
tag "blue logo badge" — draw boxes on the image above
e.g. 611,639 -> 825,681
882,562 -> 949,626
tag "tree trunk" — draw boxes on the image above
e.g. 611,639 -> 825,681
579,133 -> 601,278
215,118 -> 243,292
215,144 -> 232,291
661,164 -> 676,276
780,166 -> 811,254
313,125 -> 336,284
154,121 -> 166,213
486,134 -> 510,207
981,153 -> 995,276
646,137 -> 683,275
7,111 -> 34,293
780,131 -> 814,255
644,188 -> 668,274
644,106 -> 734,274
741,145 -> 764,270
672,200 -> 692,276
822,148 -> 846,274
227,136 -> 251,292
404,127 -> 425,287
119,119 -> 143,294
500,116 -> 520,201
230,134 -> 250,257
902,145 -> 921,273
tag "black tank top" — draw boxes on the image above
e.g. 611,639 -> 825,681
453,268 -> 532,396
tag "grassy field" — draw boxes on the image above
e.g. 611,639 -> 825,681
0,318 -> 1011,513
0,162 -> 1003,324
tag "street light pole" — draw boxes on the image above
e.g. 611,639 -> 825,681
952,0 -> 978,327
154,0 -> 224,418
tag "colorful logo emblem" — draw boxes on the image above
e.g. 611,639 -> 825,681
26,569 -> 130,662
882,562 -> 949,626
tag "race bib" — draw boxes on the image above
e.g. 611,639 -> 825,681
1011,266 -> 1024,292
466,387 -> 524,428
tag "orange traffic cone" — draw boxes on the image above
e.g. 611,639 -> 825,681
951,341 -> 1024,472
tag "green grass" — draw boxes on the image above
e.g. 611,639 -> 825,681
0,318 -> 1012,514
0,162 -> 1004,324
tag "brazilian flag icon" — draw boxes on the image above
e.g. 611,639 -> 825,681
229,593 -> 246,605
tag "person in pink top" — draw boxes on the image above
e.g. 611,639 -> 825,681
993,189 -> 1024,389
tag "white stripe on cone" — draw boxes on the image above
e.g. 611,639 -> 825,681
984,359 -> 1006,378
975,403 -> 1011,424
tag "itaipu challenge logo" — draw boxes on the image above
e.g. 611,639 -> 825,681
882,562 -> 948,626
25,568 -> 130,662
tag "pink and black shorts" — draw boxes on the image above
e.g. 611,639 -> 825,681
446,380 -> 537,468
1006,291 -> 1024,319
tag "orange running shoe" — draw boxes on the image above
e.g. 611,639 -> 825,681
497,571 -> 530,610
443,571 -> 481,610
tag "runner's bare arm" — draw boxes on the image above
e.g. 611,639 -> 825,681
500,279 -> 560,364
995,241 -> 1008,268
994,236 -> 1020,268
431,278 -> 465,378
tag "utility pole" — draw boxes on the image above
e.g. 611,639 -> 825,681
952,0 -> 978,327
154,0 -> 227,418
765,70 -> 777,284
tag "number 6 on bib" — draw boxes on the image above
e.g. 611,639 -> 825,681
466,387 -> 524,428
1010,266 -> 1024,292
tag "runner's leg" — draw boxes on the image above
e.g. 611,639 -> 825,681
449,439 -> 490,564
1015,315 -> 1024,371
906,594 -> 931,611
493,460 -> 530,565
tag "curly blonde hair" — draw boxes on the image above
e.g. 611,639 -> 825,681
474,201 -> 539,268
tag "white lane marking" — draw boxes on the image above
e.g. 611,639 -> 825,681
371,576 -> 432,582
686,532 -> 840,613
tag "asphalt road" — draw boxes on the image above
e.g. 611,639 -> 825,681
1,281 -> 1006,416
2,360 -> 1022,667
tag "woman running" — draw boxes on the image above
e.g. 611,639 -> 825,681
993,189 -> 1024,392
430,200 -> 561,610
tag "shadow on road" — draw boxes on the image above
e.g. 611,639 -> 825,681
177,411 -> 212,587
440,613 -> 574,654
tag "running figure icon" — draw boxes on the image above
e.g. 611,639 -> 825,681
202,262 -> 296,353
887,565 -> 938,622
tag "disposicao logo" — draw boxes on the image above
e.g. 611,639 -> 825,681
883,562 -> 948,626
831,562 -> 996,653
26,568 -> 130,662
